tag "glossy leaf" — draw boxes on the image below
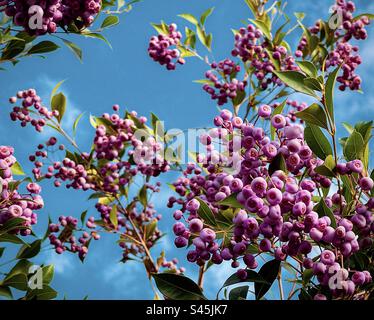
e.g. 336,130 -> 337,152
229,285 -> 249,300
295,103 -> 328,129
343,130 -> 364,161
297,60 -> 318,78
27,41 -> 59,55
196,197 -> 217,226
152,273 -> 206,300
325,66 -> 340,121
274,71 -> 317,97
17,240 -> 42,259
304,124 -> 333,160
51,92 -> 66,123
62,39 -> 83,62
255,259 -> 281,300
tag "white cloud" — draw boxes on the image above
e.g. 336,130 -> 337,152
44,250 -> 75,275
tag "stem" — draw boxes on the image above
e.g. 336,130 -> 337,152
198,264 -> 205,289
277,268 -> 284,300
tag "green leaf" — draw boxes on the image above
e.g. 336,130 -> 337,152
80,210 -> 88,225
295,103 -> 328,129
62,39 -> 82,62
268,153 -> 287,176
101,15 -> 119,29
82,32 -> 112,49
342,122 -> 354,134
196,197 -> 217,227
343,130 -> 364,161
325,66 -> 340,121
354,121 -> 372,144
200,7 -> 214,25
255,259 -> 281,300
42,265 -> 54,285
26,285 -> 57,300
271,99 -> 287,140
304,77 -> 322,91
196,25 -> 212,51
178,14 -> 199,25
302,269 -> 314,285
219,270 -> 268,296
10,161 -> 25,176
249,18 -> 272,40
138,185 -> 148,208
109,205 -> 118,229
1,39 -> 26,60
152,273 -> 206,300
273,71 -> 317,97
297,60 -> 318,78
232,89 -> 246,107
51,92 -> 67,123
218,194 -> 243,208
17,240 -> 42,259
315,155 -> 336,177
315,199 -> 336,228
0,286 -> 13,299
353,13 -> 374,21
73,112 -> 85,136
0,234 -> 29,245
229,285 -> 249,300
304,124 -> 333,160
145,219 -> 158,240
50,80 -> 66,104
3,273 -> 28,291
27,41 -> 59,55
151,22 -> 169,35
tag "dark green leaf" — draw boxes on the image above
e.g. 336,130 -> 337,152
268,153 -> 287,176
17,240 -> 42,259
0,286 -> 13,299
152,273 -> 206,300
218,194 -> 243,208
62,39 -> 82,62
343,130 -> 364,161
196,197 -> 217,227
26,285 -> 57,300
304,124 -> 333,160
0,234 -> 29,245
274,71 -> 317,97
315,199 -> 336,228
27,41 -> 59,55
229,285 -> 249,300
255,259 -> 281,300
297,61 -> 318,78
325,66 -> 340,121
295,103 -> 328,129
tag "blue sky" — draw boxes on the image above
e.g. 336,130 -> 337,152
0,0 -> 373,300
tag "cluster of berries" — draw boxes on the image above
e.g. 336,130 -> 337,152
148,23 -> 185,70
0,145 -> 43,236
2,0 -> 101,35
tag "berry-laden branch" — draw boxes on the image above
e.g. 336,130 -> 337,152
147,0 -> 374,301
